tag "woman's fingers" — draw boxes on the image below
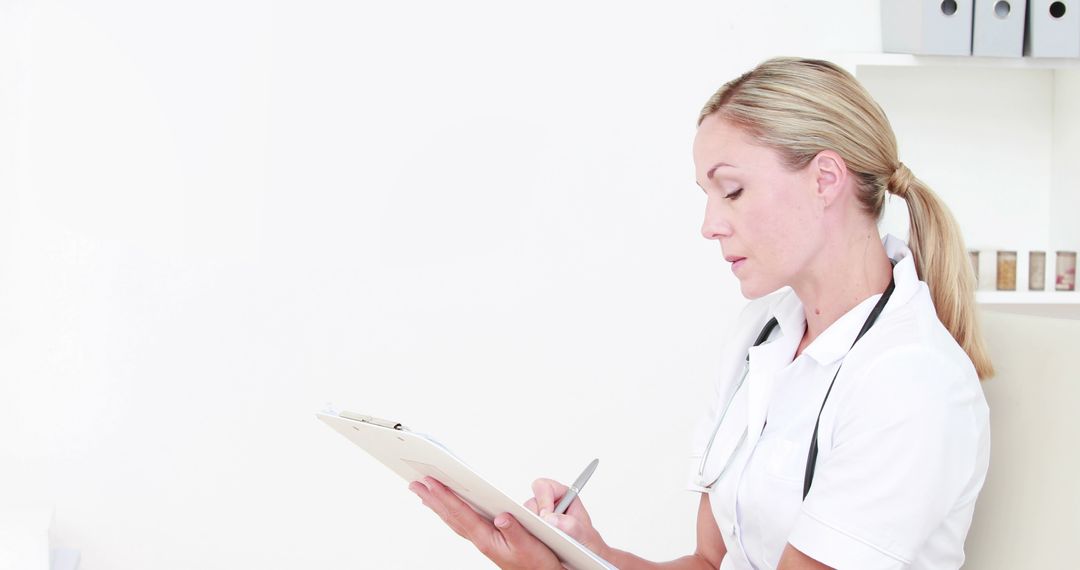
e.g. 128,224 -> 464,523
562,493 -> 593,524
410,477 -> 491,542
530,479 -> 555,515
529,478 -> 592,526
548,511 -> 583,539
409,477 -> 593,569
491,513 -> 564,569
527,485 -> 604,558
531,478 -> 570,516
410,478 -> 563,569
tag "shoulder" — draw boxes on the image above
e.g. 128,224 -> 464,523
836,286 -> 987,421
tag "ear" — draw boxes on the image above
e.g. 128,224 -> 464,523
812,150 -> 848,208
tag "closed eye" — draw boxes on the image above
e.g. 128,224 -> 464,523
725,188 -> 743,200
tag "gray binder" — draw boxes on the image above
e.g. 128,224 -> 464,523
1025,0 -> 1080,57
973,0 -> 1028,56
882,0 -> 974,56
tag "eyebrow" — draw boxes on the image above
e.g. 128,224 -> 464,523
707,162 -> 735,178
695,161 -> 736,192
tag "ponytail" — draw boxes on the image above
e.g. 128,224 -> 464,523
888,164 -> 995,379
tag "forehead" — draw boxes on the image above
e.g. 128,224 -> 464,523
692,114 -> 764,170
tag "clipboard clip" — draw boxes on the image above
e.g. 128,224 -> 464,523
340,411 -> 409,431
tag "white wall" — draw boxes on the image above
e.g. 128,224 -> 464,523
16,1 -> 1071,569
1050,68 -> 1080,248
859,64 -> 1055,252
964,311 -> 1080,570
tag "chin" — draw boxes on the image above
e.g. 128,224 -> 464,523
738,278 -> 782,300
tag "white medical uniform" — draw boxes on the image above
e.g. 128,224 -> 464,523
688,235 -> 990,570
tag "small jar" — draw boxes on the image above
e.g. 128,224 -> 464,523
1056,251 -> 1077,292
996,251 -> 1017,291
1029,251 -> 1046,291
969,250 -> 980,285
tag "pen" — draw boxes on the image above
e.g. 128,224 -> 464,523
553,458 -> 599,515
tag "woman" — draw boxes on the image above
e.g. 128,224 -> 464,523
409,57 -> 993,570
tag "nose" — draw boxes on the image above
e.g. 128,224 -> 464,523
700,195 -> 733,240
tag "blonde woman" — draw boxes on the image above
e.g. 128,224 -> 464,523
410,57 -> 992,570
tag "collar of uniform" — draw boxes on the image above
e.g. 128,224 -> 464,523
747,285 -> 804,369
798,234 -> 920,368
766,286 -> 807,342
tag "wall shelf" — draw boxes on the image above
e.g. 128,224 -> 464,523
836,52 -> 1080,71
976,291 -> 1080,320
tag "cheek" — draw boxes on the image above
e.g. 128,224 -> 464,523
746,200 -> 816,274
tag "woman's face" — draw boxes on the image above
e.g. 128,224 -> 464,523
692,114 -> 824,299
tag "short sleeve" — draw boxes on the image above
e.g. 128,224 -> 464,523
787,345 -> 989,569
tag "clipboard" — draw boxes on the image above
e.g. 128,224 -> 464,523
317,410 -> 617,570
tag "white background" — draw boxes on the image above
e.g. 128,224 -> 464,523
1,1 -> 1075,569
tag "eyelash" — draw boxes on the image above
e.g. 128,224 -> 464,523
725,188 -> 743,200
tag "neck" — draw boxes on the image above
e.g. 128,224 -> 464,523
793,229 -> 893,350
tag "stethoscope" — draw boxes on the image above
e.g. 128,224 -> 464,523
697,274 -> 896,499
696,315 -> 779,489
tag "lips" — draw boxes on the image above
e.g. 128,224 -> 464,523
725,255 -> 746,273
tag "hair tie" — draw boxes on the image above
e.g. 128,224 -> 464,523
887,162 -> 912,197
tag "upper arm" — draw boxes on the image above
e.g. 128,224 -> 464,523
777,543 -> 833,570
694,493 -> 726,568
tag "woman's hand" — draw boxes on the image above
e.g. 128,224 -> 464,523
409,477 -> 563,570
525,478 -> 612,561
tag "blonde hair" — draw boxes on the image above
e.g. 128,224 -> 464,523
699,57 -> 993,380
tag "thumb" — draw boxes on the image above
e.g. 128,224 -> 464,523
493,513 -> 531,545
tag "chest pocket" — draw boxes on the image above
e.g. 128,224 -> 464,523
761,437 -> 805,485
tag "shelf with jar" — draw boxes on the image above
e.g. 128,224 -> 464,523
971,249 -> 1079,319
828,52 -> 1080,320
